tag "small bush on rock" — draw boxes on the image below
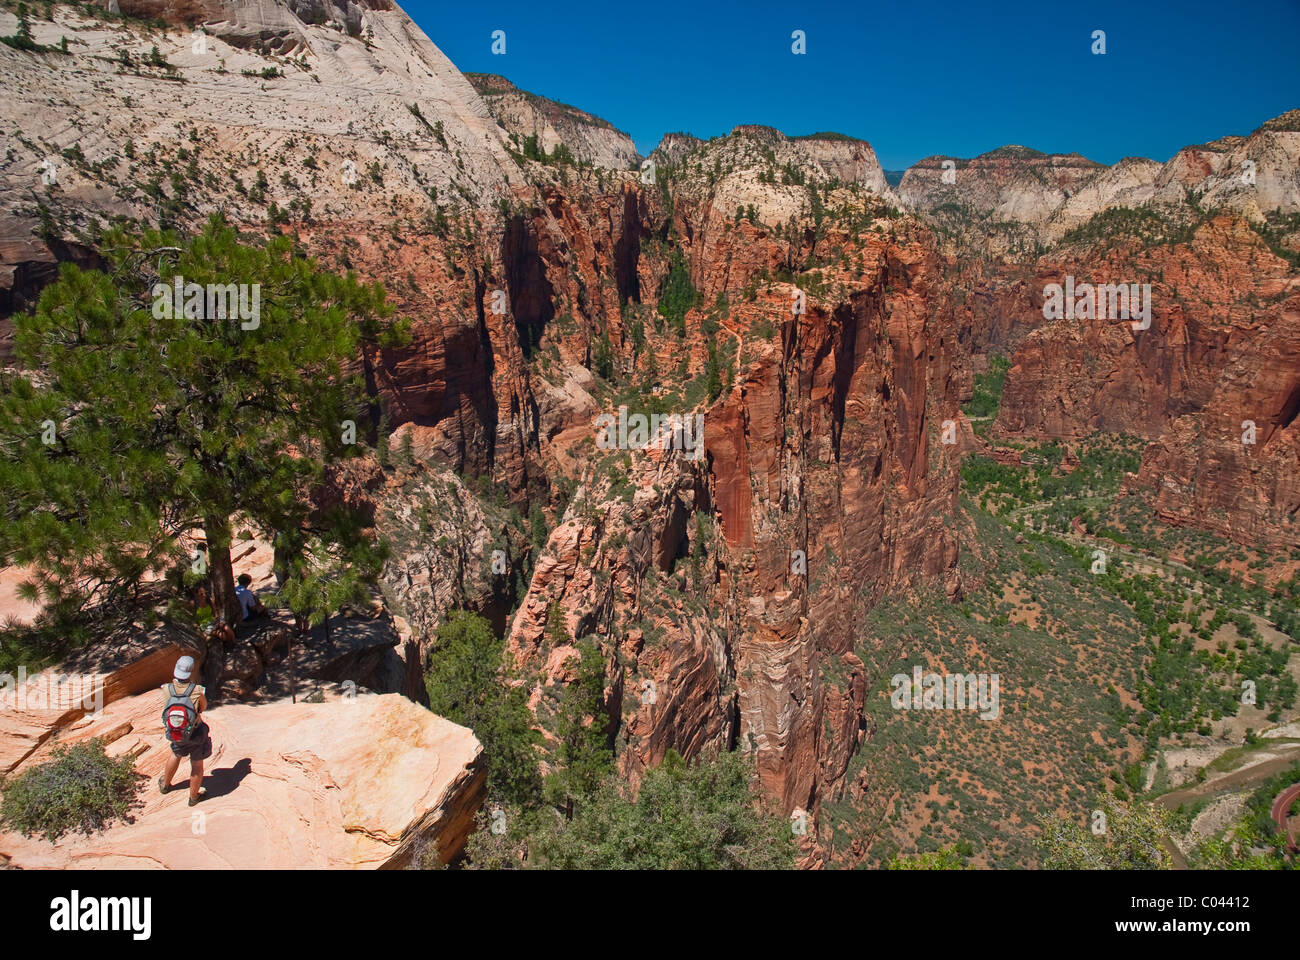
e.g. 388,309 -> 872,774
0,738 -> 144,842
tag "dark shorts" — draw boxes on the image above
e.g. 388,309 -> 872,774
169,722 -> 212,761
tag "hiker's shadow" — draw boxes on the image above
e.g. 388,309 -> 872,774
205,757 -> 253,799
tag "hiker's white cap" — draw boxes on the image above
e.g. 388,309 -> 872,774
174,655 -> 195,681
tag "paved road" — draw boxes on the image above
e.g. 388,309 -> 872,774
1156,745 -> 1300,868
1270,781 -> 1300,852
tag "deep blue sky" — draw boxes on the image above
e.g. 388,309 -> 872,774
412,0 -> 1300,170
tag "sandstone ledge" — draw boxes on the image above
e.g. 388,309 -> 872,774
0,690 -> 483,869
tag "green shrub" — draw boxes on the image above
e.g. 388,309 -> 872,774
532,749 -> 794,869
425,611 -> 542,808
0,738 -> 144,841
887,846 -> 968,869
657,249 -> 697,337
962,353 -> 1010,419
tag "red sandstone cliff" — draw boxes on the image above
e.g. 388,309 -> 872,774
2,0 -> 1297,864
989,217 -> 1300,548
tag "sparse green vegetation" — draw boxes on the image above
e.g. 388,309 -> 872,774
1062,204 -> 1201,249
962,353 -> 1010,419
657,248 -> 698,337
0,738 -> 144,841
425,611 -> 543,807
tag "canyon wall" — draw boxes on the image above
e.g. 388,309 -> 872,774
2,1 -> 1296,863
899,114 -> 1300,552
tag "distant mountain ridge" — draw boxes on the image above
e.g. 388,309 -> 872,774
898,111 -> 1300,242
466,73 -> 640,170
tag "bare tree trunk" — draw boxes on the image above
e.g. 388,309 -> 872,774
201,515 -> 238,700
272,532 -> 287,589
202,636 -> 223,696
204,514 -> 241,626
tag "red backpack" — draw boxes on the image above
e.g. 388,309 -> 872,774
162,683 -> 200,743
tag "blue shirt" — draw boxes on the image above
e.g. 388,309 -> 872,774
235,584 -> 258,620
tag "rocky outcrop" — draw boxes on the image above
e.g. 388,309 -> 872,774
1144,118 -> 1300,222
501,139 -> 966,818
0,0 -> 520,305
376,458 -> 530,643
0,622 -> 204,775
111,0 -> 397,55
467,74 -> 640,171
650,132 -> 704,168
653,126 -> 894,237
505,443 -> 736,786
900,147 -> 1104,232
701,248 -> 962,815
0,592 -> 481,868
0,686 -> 484,868
991,218 -> 1282,418
900,113 -> 1300,247
1053,157 -> 1165,236
898,112 -> 1299,555
985,215 -> 1300,548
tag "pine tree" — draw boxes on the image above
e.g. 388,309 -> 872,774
1,4 -> 40,51
374,404 -> 391,468
424,611 -> 542,807
0,215 -> 408,630
592,330 -> 614,381
543,615 -> 614,818
629,317 -> 645,357
657,248 -> 697,338
705,341 -> 722,401
397,427 -> 415,466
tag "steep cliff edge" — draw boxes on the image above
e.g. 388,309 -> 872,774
0,661 -> 484,868
901,113 -> 1300,552
498,130 -> 965,829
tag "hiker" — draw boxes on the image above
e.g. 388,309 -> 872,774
192,585 -> 235,645
235,573 -> 267,620
158,655 -> 211,806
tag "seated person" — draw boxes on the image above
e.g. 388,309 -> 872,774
192,585 -> 235,645
234,573 -> 267,621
